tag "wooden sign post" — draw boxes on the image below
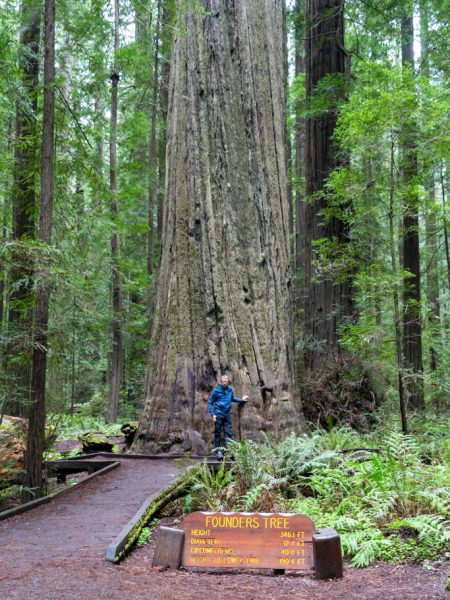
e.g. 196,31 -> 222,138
153,512 -> 343,579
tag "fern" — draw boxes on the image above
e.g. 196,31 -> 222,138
351,538 -> 384,567
317,426 -> 364,452
390,515 -> 450,543
183,461 -> 236,512
230,440 -> 271,493
239,483 -> 268,511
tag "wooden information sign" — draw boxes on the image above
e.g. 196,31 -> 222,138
182,512 -> 315,570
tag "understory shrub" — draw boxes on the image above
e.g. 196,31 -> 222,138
301,351 -> 384,431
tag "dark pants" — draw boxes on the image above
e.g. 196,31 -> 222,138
214,413 -> 233,450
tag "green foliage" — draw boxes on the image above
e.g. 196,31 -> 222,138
290,428 -> 450,567
78,392 -> 108,418
0,459 -> 23,499
301,73 -> 347,118
0,0 -> 161,424
136,519 -> 158,547
183,461 -> 236,513
52,414 -> 124,440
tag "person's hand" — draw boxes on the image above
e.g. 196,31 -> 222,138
212,415 -> 217,422
242,395 -> 249,402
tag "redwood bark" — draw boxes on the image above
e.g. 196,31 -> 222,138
441,166 -> 450,296
283,2 -> 293,248
0,117 -> 13,330
136,0 -> 304,454
303,0 -> 351,372
23,0 -> 55,501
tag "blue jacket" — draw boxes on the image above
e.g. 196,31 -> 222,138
208,385 -> 244,417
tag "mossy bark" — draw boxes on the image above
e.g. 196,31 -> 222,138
136,0 -> 304,455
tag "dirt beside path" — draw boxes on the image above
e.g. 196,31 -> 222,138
0,458 -> 448,600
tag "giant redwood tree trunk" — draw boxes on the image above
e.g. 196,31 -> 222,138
303,0 -> 352,372
136,0 -> 304,454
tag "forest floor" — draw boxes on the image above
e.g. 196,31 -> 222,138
0,457 -> 448,600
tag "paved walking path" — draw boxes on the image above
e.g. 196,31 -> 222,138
0,458 -> 182,599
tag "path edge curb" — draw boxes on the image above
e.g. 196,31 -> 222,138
105,487 -> 166,563
105,469 -> 193,564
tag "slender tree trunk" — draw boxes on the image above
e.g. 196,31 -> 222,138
94,93 -> 104,188
106,0 -> 123,423
389,134 -> 408,434
401,14 -> 424,410
425,181 -> 439,364
440,166 -> 450,294
135,0 -> 304,455
0,116 -> 13,330
133,0 -> 150,289
303,0 -> 351,372
23,0 -> 55,501
6,2 -> 41,416
0,196 -> 7,329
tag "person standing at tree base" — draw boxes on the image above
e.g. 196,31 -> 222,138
208,374 -> 248,459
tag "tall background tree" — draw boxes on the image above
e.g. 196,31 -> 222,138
106,0 -> 123,423
5,1 -> 41,416
23,0 -> 55,500
302,0 -> 352,374
400,10 -> 424,410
